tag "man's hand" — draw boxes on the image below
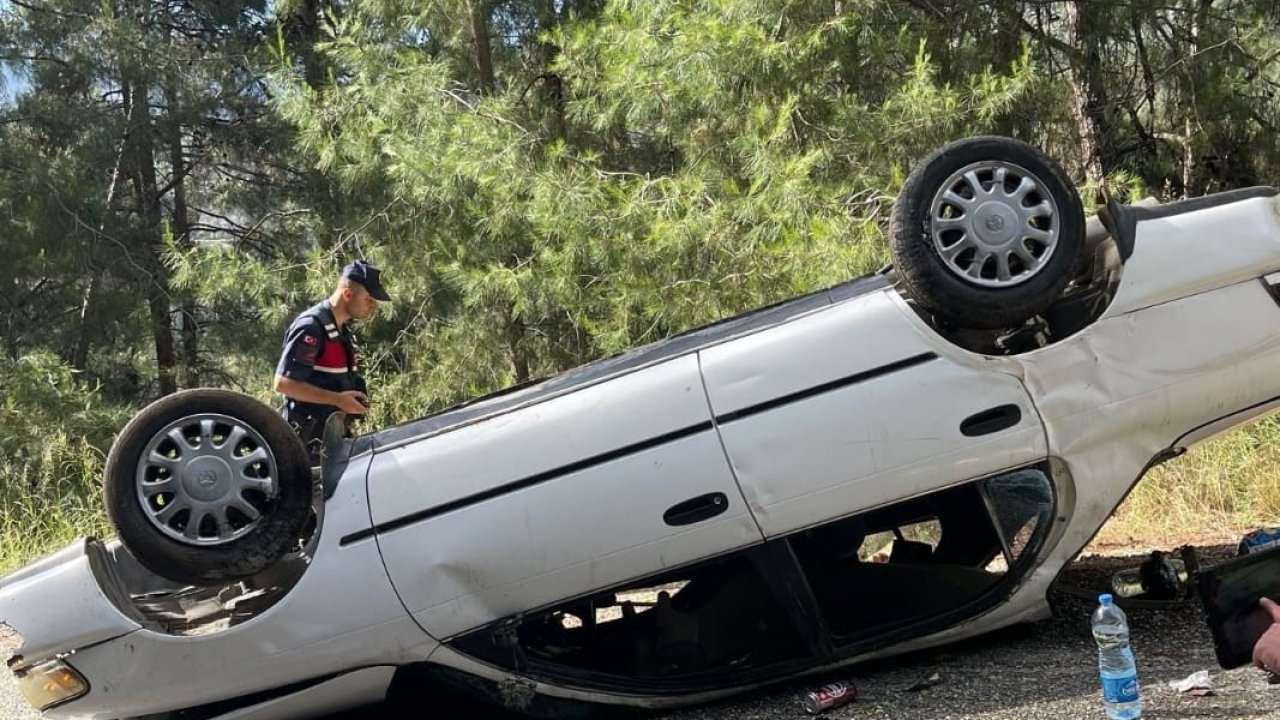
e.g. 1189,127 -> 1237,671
1252,597 -> 1280,674
336,390 -> 370,415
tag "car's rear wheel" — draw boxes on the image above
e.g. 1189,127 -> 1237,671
104,389 -> 313,586
889,136 -> 1085,330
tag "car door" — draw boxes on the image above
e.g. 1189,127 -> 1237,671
699,287 -> 1048,537
364,354 -> 764,641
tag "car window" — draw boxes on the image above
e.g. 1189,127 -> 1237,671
858,519 -> 942,563
788,467 -> 1053,641
983,468 -> 1055,562
451,551 -> 809,686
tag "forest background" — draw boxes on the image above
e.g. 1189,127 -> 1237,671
3,0 -> 1279,571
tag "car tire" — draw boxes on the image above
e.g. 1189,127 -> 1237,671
103,389 -> 313,586
889,135 -> 1085,330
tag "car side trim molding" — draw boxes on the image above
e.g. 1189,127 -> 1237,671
713,352 -> 939,424
344,351 -> 938,545
342,421 -> 717,544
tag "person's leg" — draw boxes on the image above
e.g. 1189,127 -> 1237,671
286,413 -> 325,467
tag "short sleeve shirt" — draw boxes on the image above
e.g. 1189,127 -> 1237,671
277,313 -> 327,381
276,301 -> 362,418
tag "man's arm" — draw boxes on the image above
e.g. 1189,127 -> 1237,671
275,318 -> 368,416
274,374 -> 368,415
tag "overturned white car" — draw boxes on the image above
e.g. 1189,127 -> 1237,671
5,136 -> 1280,719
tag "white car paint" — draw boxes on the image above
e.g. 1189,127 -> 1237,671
1104,194 -> 1280,316
700,288 -> 1047,537
212,667 -> 397,720
3,190 -> 1280,720
26,456 -> 438,720
369,353 -> 763,639
0,543 -> 140,665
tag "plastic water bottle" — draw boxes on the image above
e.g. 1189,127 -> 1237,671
1092,593 -> 1142,719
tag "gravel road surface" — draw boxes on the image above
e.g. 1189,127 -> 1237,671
3,545 -> 1278,720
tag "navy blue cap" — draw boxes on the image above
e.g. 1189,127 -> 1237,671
340,260 -> 391,302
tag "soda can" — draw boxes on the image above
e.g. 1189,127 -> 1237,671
802,680 -> 857,714
1238,527 -> 1280,556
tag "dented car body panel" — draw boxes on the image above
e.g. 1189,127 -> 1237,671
0,542 -> 141,667
698,289 -> 1047,537
4,459 -> 439,720
5,190 -> 1280,719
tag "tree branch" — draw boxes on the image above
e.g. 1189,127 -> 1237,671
6,0 -> 92,19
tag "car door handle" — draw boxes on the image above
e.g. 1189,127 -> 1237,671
664,492 -> 730,527
960,404 -> 1023,437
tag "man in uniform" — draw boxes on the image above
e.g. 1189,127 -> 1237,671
274,260 -> 390,464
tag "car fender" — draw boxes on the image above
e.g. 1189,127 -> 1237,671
0,540 -> 142,670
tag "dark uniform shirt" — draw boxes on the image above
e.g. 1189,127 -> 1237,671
276,300 -> 366,425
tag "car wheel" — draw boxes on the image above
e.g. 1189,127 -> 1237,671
889,135 -> 1085,330
103,389 -> 313,586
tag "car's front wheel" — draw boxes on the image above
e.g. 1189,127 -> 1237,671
103,389 -> 313,586
889,136 -> 1085,330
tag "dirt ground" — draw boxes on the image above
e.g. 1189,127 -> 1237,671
648,544 -> 1280,720
4,544 -> 1279,720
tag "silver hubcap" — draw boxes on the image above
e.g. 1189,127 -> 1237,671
928,161 -> 1060,288
136,414 -> 278,546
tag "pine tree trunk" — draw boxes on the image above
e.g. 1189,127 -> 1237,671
1180,0 -> 1213,197
69,276 -> 97,373
148,289 -> 178,397
301,0 -> 325,91
1063,1 -> 1111,185
506,307 -> 530,384
468,0 -> 496,94
284,0 -> 327,91
128,81 -> 178,397
990,0 -> 1024,137
3,292 -> 19,360
165,83 -> 199,389
533,0 -> 565,138
71,104 -> 130,374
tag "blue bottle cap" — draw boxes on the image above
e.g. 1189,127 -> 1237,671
1099,593 -> 1114,604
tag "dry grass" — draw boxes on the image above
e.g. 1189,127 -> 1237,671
0,434 -> 112,576
1089,415 -> 1280,552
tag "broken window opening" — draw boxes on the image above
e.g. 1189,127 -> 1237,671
788,467 -> 1054,640
859,519 -> 942,563
456,553 -> 808,685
